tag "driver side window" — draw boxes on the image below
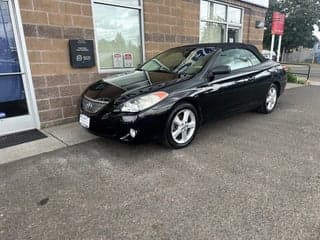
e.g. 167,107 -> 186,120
214,49 -> 252,71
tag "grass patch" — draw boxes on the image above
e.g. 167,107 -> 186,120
287,69 -> 306,84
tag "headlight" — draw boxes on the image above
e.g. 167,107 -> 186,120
121,91 -> 168,113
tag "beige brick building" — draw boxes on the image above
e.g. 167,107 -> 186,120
0,0 -> 268,136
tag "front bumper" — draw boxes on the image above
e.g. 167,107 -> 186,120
80,108 -> 168,141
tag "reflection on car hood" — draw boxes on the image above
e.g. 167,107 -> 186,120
83,70 -> 182,103
102,70 -> 181,90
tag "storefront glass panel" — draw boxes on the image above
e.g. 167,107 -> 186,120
0,1 -> 28,119
200,0 -> 243,44
228,7 -> 242,24
213,3 -> 226,22
93,1 -> 143,70
200,22 -> 226,43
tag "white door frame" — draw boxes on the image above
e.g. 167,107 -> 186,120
0,0 -> 40,136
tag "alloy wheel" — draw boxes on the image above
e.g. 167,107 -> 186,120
266,86 -> 277,111
170,109 -> 196,144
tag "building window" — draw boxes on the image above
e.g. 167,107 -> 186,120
93,1 -> 143,71
200,1 -> 243,44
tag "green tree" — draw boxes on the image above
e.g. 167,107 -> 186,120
263,0 -> 320,51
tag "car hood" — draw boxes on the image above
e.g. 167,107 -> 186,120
83,70 -> 183,103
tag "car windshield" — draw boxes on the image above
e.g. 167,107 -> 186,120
140,47 -> 217,75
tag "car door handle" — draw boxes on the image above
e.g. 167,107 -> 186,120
238,77 -> 254,84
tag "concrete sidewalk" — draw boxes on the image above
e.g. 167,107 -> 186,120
310,80 -> 320,86
0,122 -> 98,165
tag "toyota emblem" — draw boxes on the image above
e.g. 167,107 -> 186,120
86,102 -> 94,111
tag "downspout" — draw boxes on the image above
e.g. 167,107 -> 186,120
247,8 -> 252,44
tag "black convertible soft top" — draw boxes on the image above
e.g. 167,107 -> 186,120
170,43 -> 266,63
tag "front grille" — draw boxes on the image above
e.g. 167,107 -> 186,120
81,97 -> 108,114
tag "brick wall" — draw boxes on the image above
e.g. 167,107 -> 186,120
19,0 -> 100,127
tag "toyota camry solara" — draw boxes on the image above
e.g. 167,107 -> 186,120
79,43 -> 287,148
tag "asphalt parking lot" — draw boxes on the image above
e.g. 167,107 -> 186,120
1,86 -> 320,240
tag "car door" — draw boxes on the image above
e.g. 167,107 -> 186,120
243,49 -> 273,105
199,48 -> 257,119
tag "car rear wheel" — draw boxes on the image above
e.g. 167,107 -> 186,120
163,103 -> 198,149
259,83 -> 278,114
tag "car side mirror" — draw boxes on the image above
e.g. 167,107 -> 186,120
208,65 -> 231,79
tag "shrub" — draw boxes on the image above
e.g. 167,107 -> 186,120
287,68 -> 306,84
287,71 -> 298,83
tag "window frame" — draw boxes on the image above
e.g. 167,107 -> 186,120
91,0 -> 145,74
200,0 -> 244,44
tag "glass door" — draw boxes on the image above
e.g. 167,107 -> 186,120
227,27 -> 240,43
0,0 -> 38,136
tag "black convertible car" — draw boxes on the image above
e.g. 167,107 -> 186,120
80,43 -> 287,148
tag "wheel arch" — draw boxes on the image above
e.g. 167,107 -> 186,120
170,97 -> 204,125
272,81 -> 281,96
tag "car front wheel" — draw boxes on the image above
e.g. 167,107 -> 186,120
259,83 -> 278,114
163,103 -> 198,149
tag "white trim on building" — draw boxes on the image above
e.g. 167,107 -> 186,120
0,0 -> 40,136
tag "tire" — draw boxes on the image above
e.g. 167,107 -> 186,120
258,83 -> 279,114
163,103 -> 198,149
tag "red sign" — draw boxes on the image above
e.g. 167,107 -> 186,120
272,12 -> 285,35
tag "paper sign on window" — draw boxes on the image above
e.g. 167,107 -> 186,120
113,53 -> 123,68
123,53 -> 133,68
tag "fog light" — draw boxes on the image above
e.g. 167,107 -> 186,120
130,128 -> 137,138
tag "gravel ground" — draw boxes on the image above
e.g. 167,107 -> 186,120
1,86 -> 320,240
